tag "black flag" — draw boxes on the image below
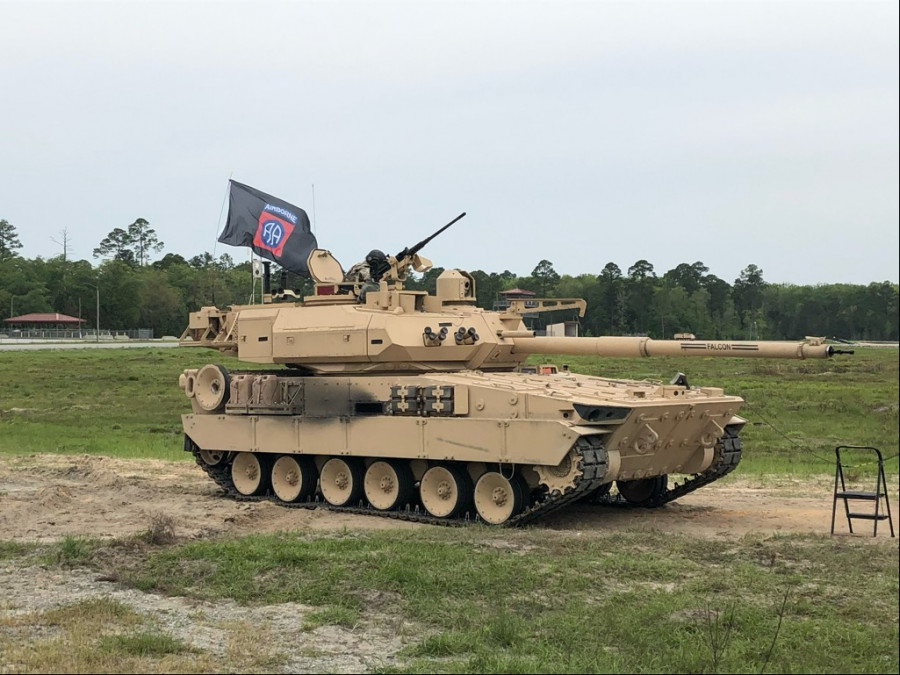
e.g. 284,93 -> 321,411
217,180 -> 318,275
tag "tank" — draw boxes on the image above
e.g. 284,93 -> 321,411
178,230 -> 850,525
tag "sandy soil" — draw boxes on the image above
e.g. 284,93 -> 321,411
1,453 -> 896,673
1,453 -> 896,543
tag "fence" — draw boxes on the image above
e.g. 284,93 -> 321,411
0,328 -> 154,340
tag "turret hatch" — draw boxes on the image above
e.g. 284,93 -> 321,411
307,249 -> 345,284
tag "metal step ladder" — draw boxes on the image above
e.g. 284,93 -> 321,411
831,445 -> 895,537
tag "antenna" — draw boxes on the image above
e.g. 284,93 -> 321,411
311,183 -> 317,235
208,173 -> 233,307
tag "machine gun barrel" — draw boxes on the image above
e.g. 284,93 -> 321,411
395,212 -> 466,262
509,336 -> 843,359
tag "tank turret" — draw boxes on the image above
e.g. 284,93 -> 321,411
180,250 -> 841,373
178,220 -> 850,525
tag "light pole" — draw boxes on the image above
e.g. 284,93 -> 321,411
86,284 -> 100,343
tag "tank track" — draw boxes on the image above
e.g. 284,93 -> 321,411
185,434 -> 610,527
594,424 -> 743,508
511,435 -> 609,525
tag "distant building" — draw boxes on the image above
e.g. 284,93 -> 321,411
546,321 -> 579,337
3,312 -> 86,329
2,313 -> 87,339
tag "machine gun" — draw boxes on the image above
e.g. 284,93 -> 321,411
382,212 -> 466,282
395,212 -> 466,263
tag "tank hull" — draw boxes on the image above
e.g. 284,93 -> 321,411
182,367 -> 746,524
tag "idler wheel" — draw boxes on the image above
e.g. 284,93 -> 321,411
198,449 -> 227,467
271,455 -> 318,503
194,364 -> 230,413
320,457 -> 365,507
474,471 -> 527,525
231,452 -> 272,496
364,460 -> 414,511
616,475 -> 668,506
419,465 -> 473,518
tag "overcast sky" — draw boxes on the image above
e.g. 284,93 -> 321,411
1,0 -> 897,286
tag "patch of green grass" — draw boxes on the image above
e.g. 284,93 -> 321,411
44,535 -> 104,566
409,630 -> 474,657
0,348 -> 243,460
301,605 -> 360,631
0,540 -> 37,561
117,528 -> 899,674
41,596 -> 143,626
98,631 -> 194,657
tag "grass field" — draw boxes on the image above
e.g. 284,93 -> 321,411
0,345 -> 896,475
1,527 -> 897,674
0,345 -> 897,673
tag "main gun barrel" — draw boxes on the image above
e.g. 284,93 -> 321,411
509,336 -> 838,359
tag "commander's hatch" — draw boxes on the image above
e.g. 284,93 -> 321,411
308,249 -> 344,283
305,249 -> 357,302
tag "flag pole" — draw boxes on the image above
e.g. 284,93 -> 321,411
250,250 -> 257,305
213,174 -> 232,258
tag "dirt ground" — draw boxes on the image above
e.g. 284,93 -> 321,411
1,453 -> 897,673
1,453 -> 897,543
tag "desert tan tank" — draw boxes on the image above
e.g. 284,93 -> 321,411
178,227 -> 850,525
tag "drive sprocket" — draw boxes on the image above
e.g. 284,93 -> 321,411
534,448 -> 583,495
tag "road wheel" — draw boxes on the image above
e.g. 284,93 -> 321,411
271,455 -> 318,503
419,465 -> 473,518
474,471 -> 527,525
231,452 -> 272,496
364,460 -> 414,511
320,457 -> 365,507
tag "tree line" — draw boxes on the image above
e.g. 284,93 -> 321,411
1,218 -> 897,341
